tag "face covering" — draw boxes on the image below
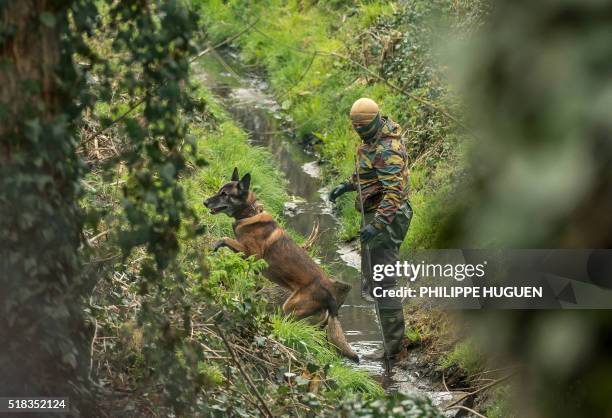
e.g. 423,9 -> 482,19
354,112 -> 383,142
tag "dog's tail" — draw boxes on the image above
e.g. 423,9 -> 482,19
327,314 -> 359,362
323,291 -> 358,362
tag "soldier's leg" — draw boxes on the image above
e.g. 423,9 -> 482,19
369,244 -> 405,357
365,203 -> 413,359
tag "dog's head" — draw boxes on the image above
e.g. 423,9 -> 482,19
204,167 -> 251,217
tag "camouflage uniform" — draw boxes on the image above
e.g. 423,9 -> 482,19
350,116 -> 412,358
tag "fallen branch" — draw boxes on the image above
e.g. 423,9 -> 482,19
214,324 -> 273,418
445,405 -> 488,418
444,372 -> 515,409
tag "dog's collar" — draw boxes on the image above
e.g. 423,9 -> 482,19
234,200 -> 262,220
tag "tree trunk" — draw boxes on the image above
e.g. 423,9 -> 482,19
0,0 -> 90,409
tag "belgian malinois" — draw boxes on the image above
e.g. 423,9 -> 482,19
204,168 -> 358,361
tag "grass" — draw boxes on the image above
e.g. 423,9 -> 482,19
439,338 -> 483,376
197,0 -> 471,251
484,385 -> 515,418
271,314 -> 384,398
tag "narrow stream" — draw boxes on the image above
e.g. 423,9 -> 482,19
195,51 -> 460,414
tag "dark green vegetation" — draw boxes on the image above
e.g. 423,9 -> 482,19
2,0 -> 201,411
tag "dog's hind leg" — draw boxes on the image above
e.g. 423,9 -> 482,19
282,287 -> 325,320
283,285 -> 358,362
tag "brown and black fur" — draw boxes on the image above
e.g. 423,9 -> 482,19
204,168 -> 358,361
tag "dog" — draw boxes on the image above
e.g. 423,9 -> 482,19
204,168 -> 358,362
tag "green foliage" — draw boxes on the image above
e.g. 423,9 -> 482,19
439,338 -> 483,376
1,0 -> 100,407
328,364 -> 385,398
272,314 -> 338,364
332,392 -> 444,417
405,326 -> 422,347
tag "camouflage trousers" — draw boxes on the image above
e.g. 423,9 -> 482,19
361,201 -> 412,356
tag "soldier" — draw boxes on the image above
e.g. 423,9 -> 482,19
329,97 -> 412,361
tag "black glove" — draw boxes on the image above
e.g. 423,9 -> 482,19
329,182 -> 350,203
360,223 -> 381,243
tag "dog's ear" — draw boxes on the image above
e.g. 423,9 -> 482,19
238,173 -> 251,192
231,167 -> 239,182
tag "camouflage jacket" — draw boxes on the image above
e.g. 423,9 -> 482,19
350,116 -> 410,228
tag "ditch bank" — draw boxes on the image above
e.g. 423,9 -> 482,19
194,49 -> 467,415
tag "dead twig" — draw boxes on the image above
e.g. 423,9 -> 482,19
445,405 -> 488,418
444,372 -> 515,410
88,229 -> 109,245
89,317 -> 98,380
301,219 -> 320,251
468,365 -> 519,379
214,324 -> 273,418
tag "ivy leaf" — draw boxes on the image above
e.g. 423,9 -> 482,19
39,12 -> 56,28
61,352 -> 77,368
161,162 -> 176,182
295,375 -> 310,386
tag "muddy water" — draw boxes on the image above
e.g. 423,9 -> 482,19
195,51 -> 459,412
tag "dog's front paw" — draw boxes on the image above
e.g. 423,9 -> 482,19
212,239 -> 226,252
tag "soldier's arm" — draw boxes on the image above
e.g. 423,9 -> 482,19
373,147 -> 404,228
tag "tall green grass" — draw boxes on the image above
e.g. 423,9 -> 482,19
271,314 -> 384,397
439,338 -> 483,376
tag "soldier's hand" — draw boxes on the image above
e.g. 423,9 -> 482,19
360,223 -> 381,243
329,183 -> 350,203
